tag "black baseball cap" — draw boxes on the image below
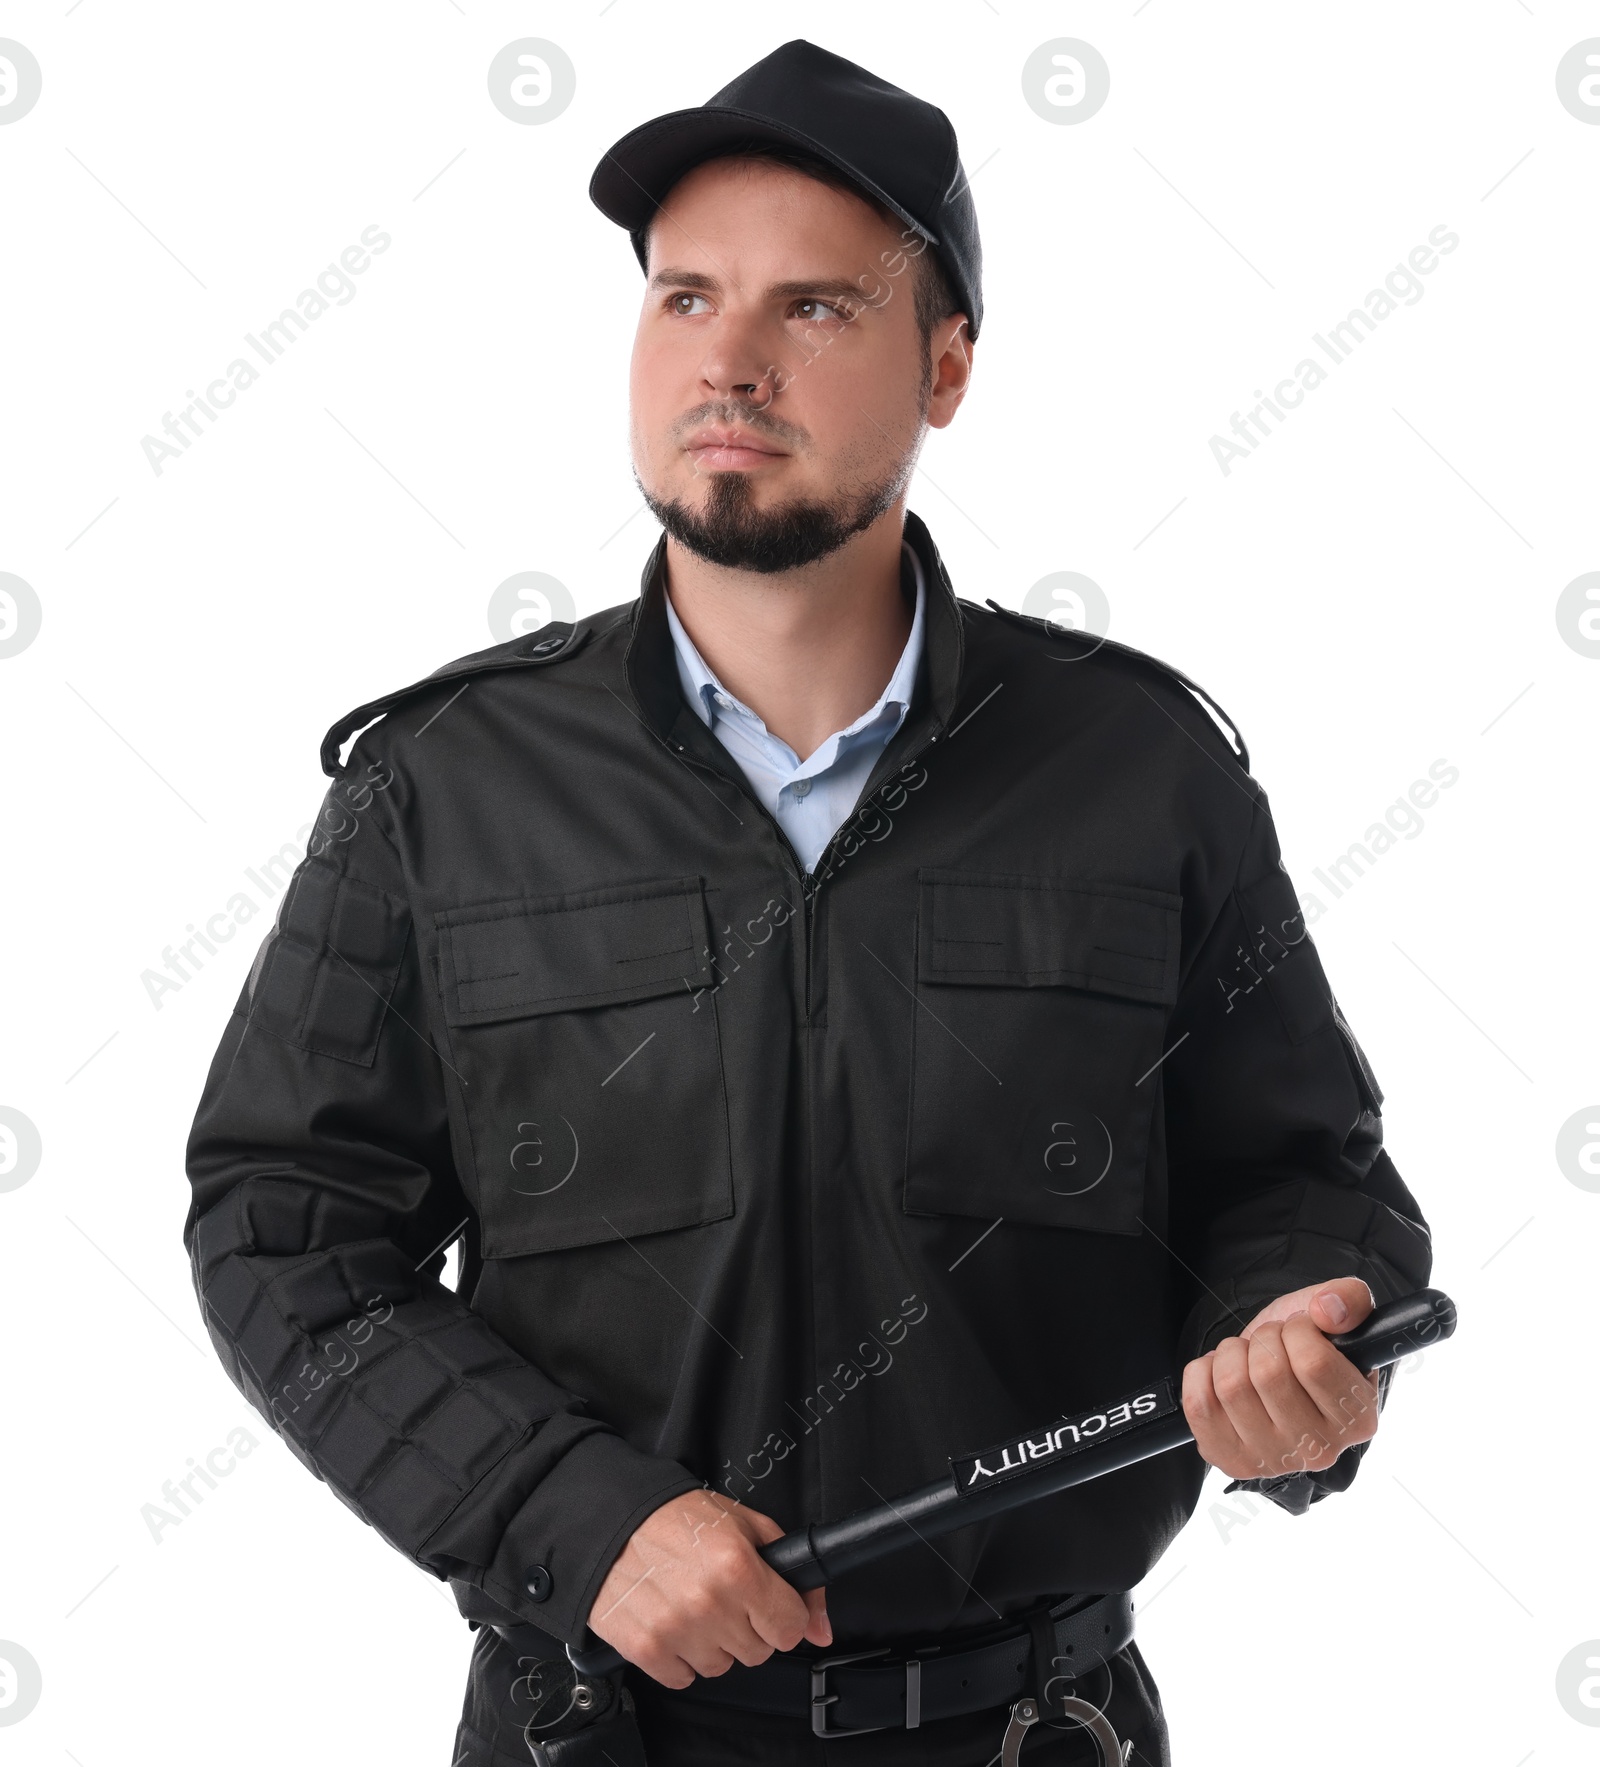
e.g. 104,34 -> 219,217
589,39 -> 983,340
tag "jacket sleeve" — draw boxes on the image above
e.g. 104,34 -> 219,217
182,750 -> 703,1643
1161,777 -> 1433,1515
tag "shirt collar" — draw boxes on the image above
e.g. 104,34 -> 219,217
663,543 -> 928,750
626,509 -> 964,753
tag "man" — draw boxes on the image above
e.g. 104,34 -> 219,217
183,40 -> 1432,1766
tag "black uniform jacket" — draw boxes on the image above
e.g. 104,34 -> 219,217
183,510 -> 1432,1653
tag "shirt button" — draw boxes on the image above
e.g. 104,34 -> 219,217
792,778 -> 812,799
523,1565 -> 553,1602
713,692 -> 731,708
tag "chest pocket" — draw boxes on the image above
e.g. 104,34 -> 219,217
435,878 -> 733,1257
905,870 -> 1182,1235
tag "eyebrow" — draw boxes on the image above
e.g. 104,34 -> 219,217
647,269 -> 874,306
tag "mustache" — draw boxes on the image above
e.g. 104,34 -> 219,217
672,402 -> 808,450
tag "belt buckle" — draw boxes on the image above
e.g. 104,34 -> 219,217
810,1646 -> 890,1738
808,1643 -> 942,1737
808,1646 -> 896,1738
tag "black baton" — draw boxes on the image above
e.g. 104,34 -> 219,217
568,1286 -> 1456,1677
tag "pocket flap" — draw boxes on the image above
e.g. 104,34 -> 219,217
917,870 -> 1182,1006
437,879 -> 713,1026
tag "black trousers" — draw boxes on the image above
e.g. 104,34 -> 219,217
454,1623 -> 1172,1765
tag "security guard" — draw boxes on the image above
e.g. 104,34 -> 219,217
183,40 -> 1433,1766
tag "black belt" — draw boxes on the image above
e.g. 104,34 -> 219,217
654,1591 -> 1135,1738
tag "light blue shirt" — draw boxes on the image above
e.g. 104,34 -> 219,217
664,543 -> 927,874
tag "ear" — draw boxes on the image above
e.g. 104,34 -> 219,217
926,317 -> 974,431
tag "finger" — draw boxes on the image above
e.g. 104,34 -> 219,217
1245,1322 -> 1334,1472
684,1532 -> 804,1665
744,1563 -> 816,1656
642,1662 -> 695,1690
1307,1279 -> 1375,1334
589,1567 -> 672,1658
1240,1276 -> 1374,1340
599,1589 -> 704,1684
628,1639 -> 699,1690
615,1589 -> 759,1682
1280,1316 -> 1383,1446
685,1571 -> 781,1674
1181,1349 -> 1249,1473
803,1585 -> 833,1647
1208,1334 -> 1280,1472
680,1639 -> 741,1680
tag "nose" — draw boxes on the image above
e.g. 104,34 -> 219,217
696,306 -> 784,410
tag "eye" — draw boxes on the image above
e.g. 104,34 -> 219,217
793,297 -> 851,323
669,292 -> 712,316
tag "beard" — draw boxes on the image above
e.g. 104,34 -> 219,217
639,455 -> 914,575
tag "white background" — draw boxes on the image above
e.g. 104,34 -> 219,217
1,3 -> 1596,1763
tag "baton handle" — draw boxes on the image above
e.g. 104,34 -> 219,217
1324,1283 -> 1456,1376
567,1286 -> 1455,1678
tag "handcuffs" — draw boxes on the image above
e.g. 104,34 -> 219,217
1000,1694 -> 1133,1767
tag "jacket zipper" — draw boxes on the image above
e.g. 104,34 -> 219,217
668,707 -> 947,1538
678,719 -> 945,1017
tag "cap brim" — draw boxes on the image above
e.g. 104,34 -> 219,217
589,105 -> 938,252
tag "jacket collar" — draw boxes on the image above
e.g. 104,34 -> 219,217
623,507 -> 965,746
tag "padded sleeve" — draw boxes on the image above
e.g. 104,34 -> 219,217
182,748 -> 702,1641
1161,781 -> 1433,1512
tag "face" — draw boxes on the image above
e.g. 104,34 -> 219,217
629,156 -> 971,573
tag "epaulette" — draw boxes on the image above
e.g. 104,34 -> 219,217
319,621 -> 592,777
980,598 -> 1251,773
